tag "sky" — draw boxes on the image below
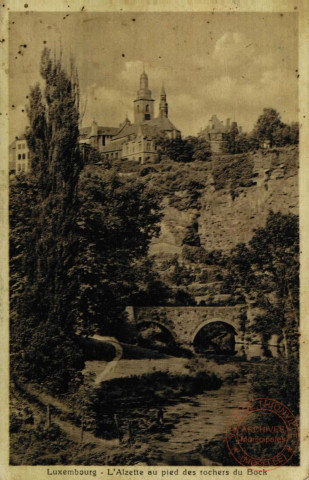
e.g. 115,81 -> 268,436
9,11 -> 298,141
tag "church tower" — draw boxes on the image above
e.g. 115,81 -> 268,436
134,71 -> 155,123
159,84 -> 168,118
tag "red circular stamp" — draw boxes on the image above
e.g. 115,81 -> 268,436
226,398 -> 299,469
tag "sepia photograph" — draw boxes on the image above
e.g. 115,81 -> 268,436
3,3 -> 305,472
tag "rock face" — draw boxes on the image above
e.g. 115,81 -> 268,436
150,147 -> 298,254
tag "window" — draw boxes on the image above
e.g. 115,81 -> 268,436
137,105 -> 140,112
146,104 -> 149,112
18,144 -> 21,150
18,154 -> 21,160
147,142 -> 151,151
145,114 -> 150,120
115,152 -> 118,159
28,152 -> 30,159
17,164 -> 21,171
22,153 -> 26,159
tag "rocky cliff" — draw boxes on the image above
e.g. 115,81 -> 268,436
149,146 -> 298,256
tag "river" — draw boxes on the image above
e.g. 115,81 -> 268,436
85,341 -> 284,465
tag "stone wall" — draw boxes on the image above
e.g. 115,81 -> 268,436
132,305 -> 247,349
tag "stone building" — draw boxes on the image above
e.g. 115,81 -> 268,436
9,134 -> 31,174
79,123 -> 119,152
199,115 -> 240,154
80,72 -> 181,164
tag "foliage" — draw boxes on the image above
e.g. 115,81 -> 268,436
250,359 -> 299,414
156,135 -> 211,163
68,167 -> 162,337
10,48 -> 84,393
252,108 -> 299,148
212,154 -> 255,197
225,211 -> 299,347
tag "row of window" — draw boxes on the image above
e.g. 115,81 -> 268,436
124,142 -> 153,154
18,153 -> 30,160
17,143 -> 27,150
136,104 -> 150,113
106,151 -> 119,160
17,163 -> 28,172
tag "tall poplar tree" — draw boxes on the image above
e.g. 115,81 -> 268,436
10,49 -> 84,392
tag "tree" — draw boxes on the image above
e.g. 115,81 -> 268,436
252,108 -> 285,147
222,122 -> 239,154
226,211 -> 299,351
155,135 -> 211,163
10,48 -> 84,392
67,167 -> 162,338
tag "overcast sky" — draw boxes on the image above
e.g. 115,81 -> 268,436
9,11 -> 298,140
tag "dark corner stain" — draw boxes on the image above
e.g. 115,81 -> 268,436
26,95 -> 29,99
122,53 -> 125,57
43,40 -> 47,44
24,3 -> 28,8
11,105 -> 15,108
22,109 -> 24,112
81,6 -> 85,11
297,74 -> 300,78
0,39 -> 5,43
294,6 -> 298,9
132,18 -> 136,22
159,56 -> 161,59
280,13 -> 284,17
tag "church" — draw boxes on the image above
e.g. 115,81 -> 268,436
79,72 -> 181,164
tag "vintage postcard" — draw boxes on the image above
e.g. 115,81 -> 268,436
1,1 -> 309,479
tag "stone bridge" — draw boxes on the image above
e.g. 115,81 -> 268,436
126,305 -> 247,351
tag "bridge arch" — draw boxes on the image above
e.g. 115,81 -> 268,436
136,321 -> 176,349
192,320 -> 237,355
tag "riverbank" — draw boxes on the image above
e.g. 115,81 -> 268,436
10,356 -> 298,466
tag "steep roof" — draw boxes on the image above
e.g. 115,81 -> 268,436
79,125 -> 119,138
112,116 -> 180,141
200,115 -> 229,136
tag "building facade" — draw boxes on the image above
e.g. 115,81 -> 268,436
80,72 -> 181,164
9,135 -> 31,174
199,115 -> 240,154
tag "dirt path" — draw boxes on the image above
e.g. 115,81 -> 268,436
91,335 -> 123,385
